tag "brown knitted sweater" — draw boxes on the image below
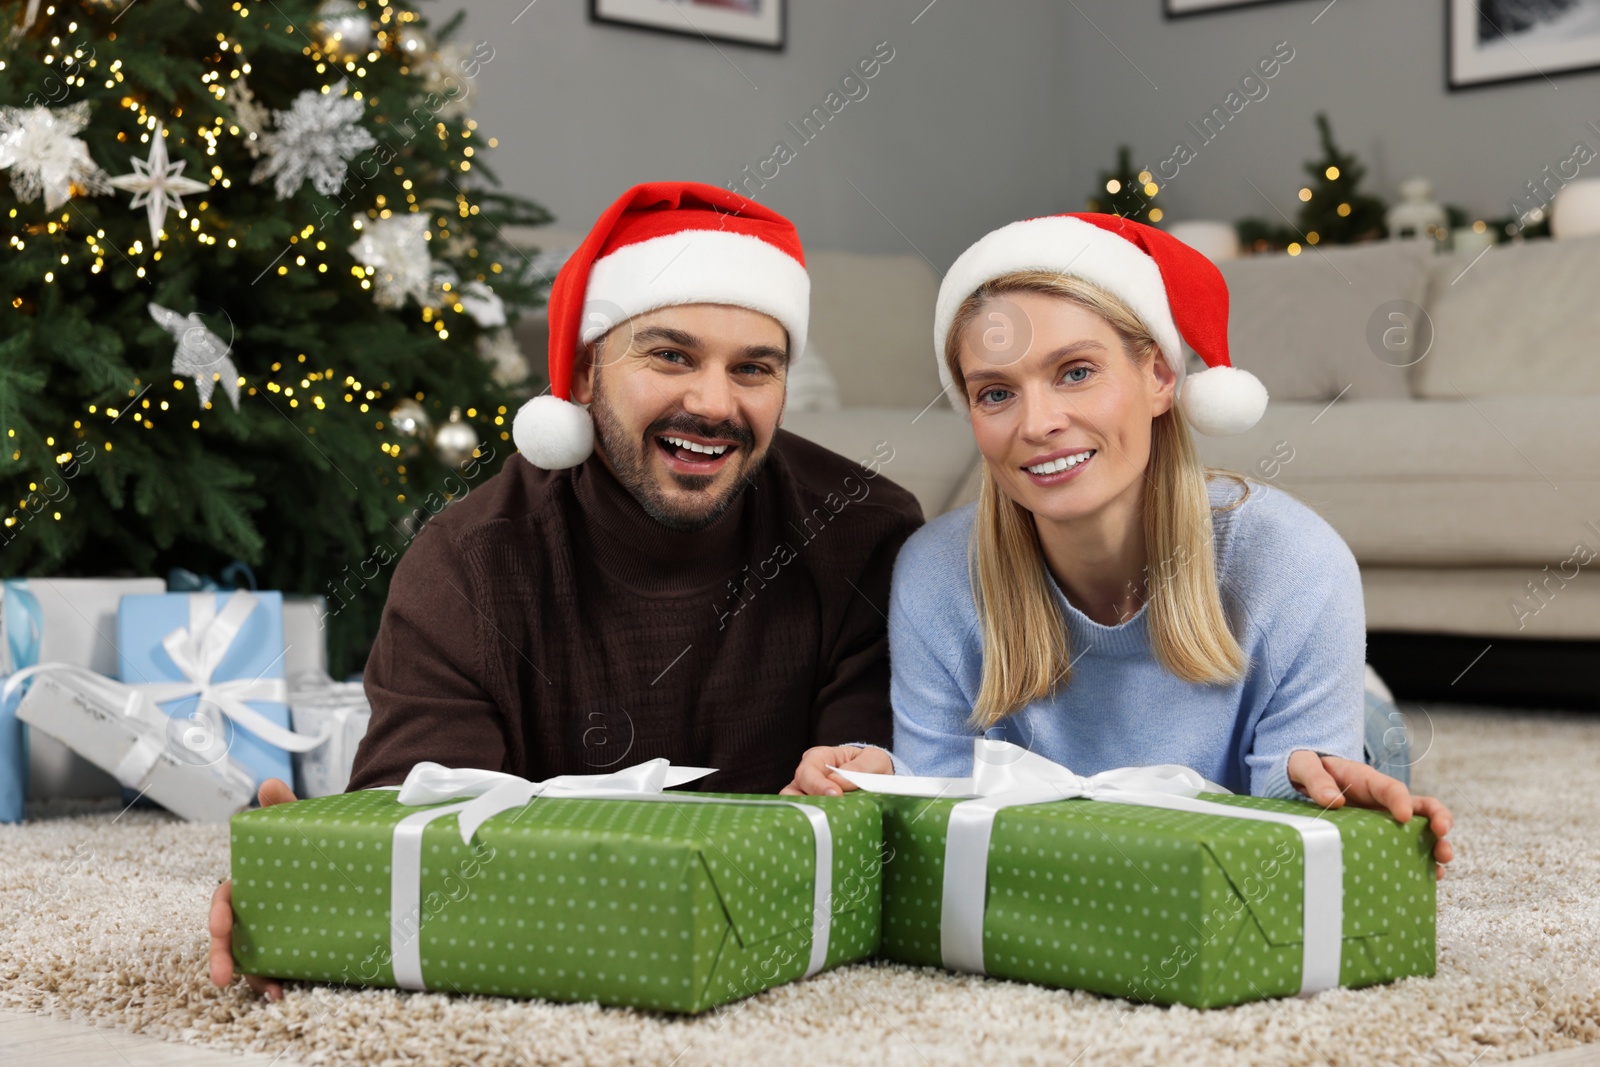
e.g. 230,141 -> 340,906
347,430 -> 923,794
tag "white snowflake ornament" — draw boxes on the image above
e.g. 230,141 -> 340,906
418,43 -> 478,119
478,327 -> 530,386
226,78 -> 271,159
0,101 -> 111,212
457,279 -> 505,328
252,79 -> 375,199
148,302 -> 241,411
109,122 -> 210,247
350,212 -> 434,308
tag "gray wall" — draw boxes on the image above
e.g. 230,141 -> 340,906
1055,1 -> 1596,233
458,0 -> 1066,269
456,1 -> 1597,269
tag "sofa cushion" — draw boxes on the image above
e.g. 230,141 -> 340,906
1415,234 -> 1600,399
806,250 -> 945,410
778,407 -> 978,519
1217,238 -> 1434,403
1191,395 -> 1600,565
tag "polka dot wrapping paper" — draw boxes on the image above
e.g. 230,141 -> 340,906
229,788 -> 884,1013
875,791 -> 1437,1008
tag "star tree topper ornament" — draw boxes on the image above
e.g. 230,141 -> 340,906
0,100 -> 112,212
108,122 -> 209,247
251,78 -> 375,199
148,302 -> 242,411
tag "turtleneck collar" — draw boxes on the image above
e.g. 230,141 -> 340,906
570,447 -> 752,596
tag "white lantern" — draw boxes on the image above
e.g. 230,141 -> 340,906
1551,178 -> 1600,239
1165,220 -> 1241,263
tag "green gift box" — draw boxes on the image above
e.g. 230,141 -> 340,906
841,743 -> 1437,1009
229,762 -> 883,1013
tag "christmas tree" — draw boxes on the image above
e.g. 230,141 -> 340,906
1084,145 -> 1164,225
1235,112 -> 1386,254
1294,112 -> 1385,245
0,0 -> 551,677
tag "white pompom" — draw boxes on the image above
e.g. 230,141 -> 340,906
512,394 -> 595,468
1180,365 -> 1269,437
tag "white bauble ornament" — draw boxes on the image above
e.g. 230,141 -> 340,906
433,406 -> 479,466
389,398 -> 431,457
315,1 -> 374,56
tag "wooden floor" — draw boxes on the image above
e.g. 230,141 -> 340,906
0,1009 -> 304,1066
0,1006 -> 1596,1066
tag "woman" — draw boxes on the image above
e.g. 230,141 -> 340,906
784,213 -> 1452,878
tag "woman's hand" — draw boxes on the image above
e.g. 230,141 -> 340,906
209,777 -> 298,1000
780,745 -> 894,796
1287,750 -> 1454,880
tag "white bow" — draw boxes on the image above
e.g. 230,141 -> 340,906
395,757 -> 717,844
131,591 -> 324,754
836,738 -> 1220,802
835,739 -> 1344,997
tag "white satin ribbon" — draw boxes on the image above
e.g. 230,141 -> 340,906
129,591 -> 325,755
1,662 -> 214,788
834,739 -> 1343,997
378,759 -> 837,993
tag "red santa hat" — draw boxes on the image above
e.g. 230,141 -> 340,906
933,212 -> 1267,437
513,181 -> 810,469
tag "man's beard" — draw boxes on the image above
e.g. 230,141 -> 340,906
588,369 -> 769,532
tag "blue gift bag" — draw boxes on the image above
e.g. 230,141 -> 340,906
116,590 -> 298,791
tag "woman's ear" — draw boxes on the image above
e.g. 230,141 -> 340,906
1148,349 -> 1177,416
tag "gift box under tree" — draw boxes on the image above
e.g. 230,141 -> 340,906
1,577 -> 167,822
230,760 -> 883,1013
117,589 -> 323,793
837,741 -> 1437,1009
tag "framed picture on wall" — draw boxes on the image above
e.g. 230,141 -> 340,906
1163,0 -> 1304,15
590,0 -> 785,50
1450,0 -> 1600,88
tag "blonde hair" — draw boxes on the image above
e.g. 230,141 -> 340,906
945,269 -> 1293,729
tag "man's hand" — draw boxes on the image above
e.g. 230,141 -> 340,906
780,745 -> 893,796
1287,750 -> 1454,880
209,777 -> 298,1000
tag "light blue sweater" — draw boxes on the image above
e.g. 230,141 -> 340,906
885,475 -> 1366,802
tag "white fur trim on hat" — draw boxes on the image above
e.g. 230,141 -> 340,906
513,394 -> 595,469
580,229 -> 810,359
1179,365 -> 1269,437
933,216 -> 1184,411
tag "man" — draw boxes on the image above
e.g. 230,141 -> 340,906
210,181 -> 922,998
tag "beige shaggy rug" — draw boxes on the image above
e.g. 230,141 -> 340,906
2,703 -> 1598,1067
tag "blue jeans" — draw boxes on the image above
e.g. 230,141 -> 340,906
1362,667 -> 1411,788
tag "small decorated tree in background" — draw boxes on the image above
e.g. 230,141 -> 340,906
1294,112 -> 1386,245
1084,145 -> 1164,225
1235,112 -> 1386,254
0,0 -> 551,676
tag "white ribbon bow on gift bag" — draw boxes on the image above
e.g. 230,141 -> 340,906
832,739 -> 1345,997
371,759 -> 838,992
131,591 -> 326,757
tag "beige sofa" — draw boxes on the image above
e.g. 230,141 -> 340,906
509,230 -> 1600,641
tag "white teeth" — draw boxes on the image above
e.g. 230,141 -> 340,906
1025,450 -> 1094,475
663,435 -> 729,456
